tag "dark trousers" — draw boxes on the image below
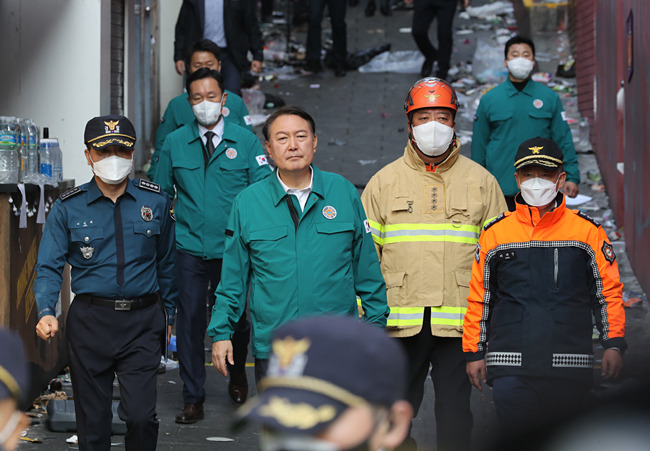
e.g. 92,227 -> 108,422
67,298 -> 164,451
396,309 -> 472,451
254,358 -> 270,385
176,250 -> 250,404
219,51 -> 243,96
492,376 -> 591,438
306,0 -> 348,67
411,0 -> 457,79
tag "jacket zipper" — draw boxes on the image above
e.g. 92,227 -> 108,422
554,248 -> 558,289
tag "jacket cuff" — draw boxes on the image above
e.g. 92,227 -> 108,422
38,307 -> 55,319
210,333 -> 232,342
603,337 -> 627,354
464,351 -> 486,362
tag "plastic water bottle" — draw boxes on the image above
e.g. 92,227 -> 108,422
40,138 -> 56,182
51,139 -> 63,182
25,119 -> 40,183
0,116 -> 20,183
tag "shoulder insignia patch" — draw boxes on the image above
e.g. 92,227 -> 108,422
483,213 -> 506,231
138,179 -> 161,194
576,210 -> 601,228
60,186 -> 82,201
601,241 -> 616,264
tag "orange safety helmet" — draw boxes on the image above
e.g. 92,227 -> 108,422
404,77 -> 460,117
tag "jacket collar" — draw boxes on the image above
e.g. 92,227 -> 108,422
86,177 -> 136,204
270,165 -> 324,207
403,137 -> 461,173
504,78 -> 536,98
514,192 -> 566,227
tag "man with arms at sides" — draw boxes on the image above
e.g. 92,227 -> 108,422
155,68 -> 272,423
472,35 -> 580,211
209,105 -> 389,384
362,78 -> 506,451
174,0 -> 263,95
463,137 -> 625,442
148,39 -> 253,180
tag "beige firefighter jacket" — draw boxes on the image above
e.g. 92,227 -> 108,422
361,138 -> 507,338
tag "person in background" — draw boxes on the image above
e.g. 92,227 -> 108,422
407,0 -> 471,79
0,329 -> 30,451
236,315 -> 413,451
362,77 -> 506,451
472,35 -> 580,211
463,137 -> 625,441
148,39 -> 253,180
304,0 -> 349,77
35,115 -> 177,450
174,0 -> 264,95
155,68 -> 271,423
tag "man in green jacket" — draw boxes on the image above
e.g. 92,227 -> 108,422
208,106 -> 389,383
154,68 -> 271,423
147,39 -> 253,179
472,35 -> 580,210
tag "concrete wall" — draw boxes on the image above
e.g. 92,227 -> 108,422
0,0 -> 111,186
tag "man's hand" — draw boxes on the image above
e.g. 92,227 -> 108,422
466,360 -> 487,391
175,60 -> 186,76
601,348 -> 623,379
251,60 -> 263,73
212,340 -> 234,377
464,0 -> 471,9
36,315 -> 59,341
167,325 -> 173,345
563,181 -> 579,198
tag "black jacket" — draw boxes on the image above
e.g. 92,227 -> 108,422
174,0 -> 263,72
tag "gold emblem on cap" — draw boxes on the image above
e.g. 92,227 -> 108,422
259,396 -> 337,430
425,94 -> 440,102
104,120 -> 119,131
529,146 -> 543,154
273,337 -> 311,369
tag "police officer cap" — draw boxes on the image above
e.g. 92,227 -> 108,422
0,329 -> 29,402
514,137 -> 564,170
84,114 -> 136,151
236,316 -> 407,435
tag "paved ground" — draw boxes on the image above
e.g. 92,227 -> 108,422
22,0 -> 649,449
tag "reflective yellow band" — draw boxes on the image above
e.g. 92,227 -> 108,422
430,306 -> 466,326
386,306 -> 466,327
387,307 -> 424,327
356,296 -> 362,308
368,220 -> 480,246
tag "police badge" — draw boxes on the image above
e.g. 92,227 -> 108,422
80,246 -> 94,259
141,205 -> 153,222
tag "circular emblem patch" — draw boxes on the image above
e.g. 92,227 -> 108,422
322,206 -> 337,219
533,99 -> 544,109
141,205 -> 153,222
222,106 -> 230,117
225,148 -> 238,159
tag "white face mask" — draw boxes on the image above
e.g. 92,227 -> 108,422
507,57 -> 535,80
411,120 -> 455,157
519,176 -> 560,207
90,154 -> 133,185
192,99 -> 222,126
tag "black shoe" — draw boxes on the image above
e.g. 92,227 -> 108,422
334,66 -> 347,77
380,3 -> 392,16
175,403 -> 204,424
303,60 -> 324,74
228,371 -> 249,404
365,1 -> 376,16
420,58 -> 434,78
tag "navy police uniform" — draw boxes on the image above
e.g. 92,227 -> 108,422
34,116 -> 178,451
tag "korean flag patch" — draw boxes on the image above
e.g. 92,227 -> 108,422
475,243 -> 481,263
601,241 -> 616,264
256,155 -> 269,166
364,219 -> 371,234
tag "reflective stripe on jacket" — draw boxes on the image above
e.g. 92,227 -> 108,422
361,138 -> 507,338
462,194 -> 627,383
